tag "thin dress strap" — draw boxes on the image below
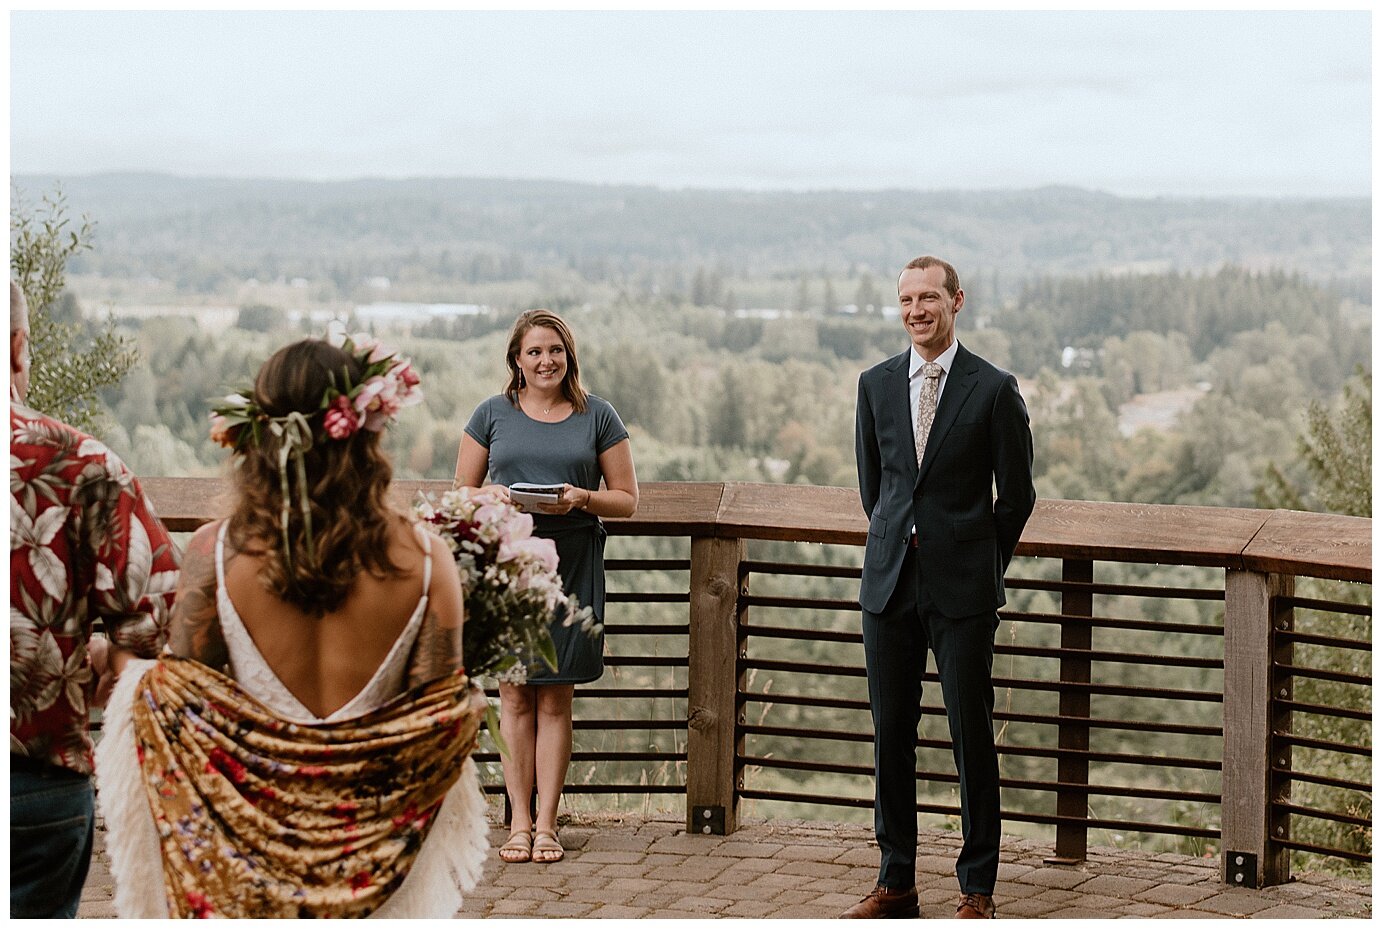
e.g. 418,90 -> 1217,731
215,520 -> 229,589
414,523 -> 434,597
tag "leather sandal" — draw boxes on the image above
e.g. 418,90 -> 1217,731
532,830 -> 564,863
498,831 -> 532,863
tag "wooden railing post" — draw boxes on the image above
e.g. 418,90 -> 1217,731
1222,569 -> 1294,887
1047,557 -> 1093,864
686,536 -> 746,835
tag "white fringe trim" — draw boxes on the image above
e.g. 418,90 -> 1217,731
372,757 -> 489,919
95,658 -> 490,918
94,657 -> 169,918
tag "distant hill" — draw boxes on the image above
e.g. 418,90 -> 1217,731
11,173 -> 1370,292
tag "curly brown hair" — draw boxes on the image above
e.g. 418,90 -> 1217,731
226,339 -> 405,615
502,309 -> 589,414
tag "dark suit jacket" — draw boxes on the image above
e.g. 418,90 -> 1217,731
855,342 -> 1035,618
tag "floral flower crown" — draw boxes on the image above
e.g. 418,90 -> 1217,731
207,333 -> 423,574
209,332 -> 423,451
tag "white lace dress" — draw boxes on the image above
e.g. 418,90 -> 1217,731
96,523 -> 488,918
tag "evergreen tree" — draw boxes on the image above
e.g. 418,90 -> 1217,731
235,303 -> 284,332
1258,367 -> 1371,517
1255,366 -> 1371,872
821,275 -> 837,314
853,273 -> 880,313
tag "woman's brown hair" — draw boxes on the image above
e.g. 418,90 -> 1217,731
226,339 -> 404,615
502,309 -> 589,414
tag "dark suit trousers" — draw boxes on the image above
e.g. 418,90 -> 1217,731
862,546 -> 1001,894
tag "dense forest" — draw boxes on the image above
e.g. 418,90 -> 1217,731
85,264 -> 1368,518
14,172 -> 1371,307
13,173 -> 1371,873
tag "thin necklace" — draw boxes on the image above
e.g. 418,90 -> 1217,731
529,392 -> 559,415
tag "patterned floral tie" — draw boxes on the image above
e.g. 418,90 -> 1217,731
915,362 -> 943,466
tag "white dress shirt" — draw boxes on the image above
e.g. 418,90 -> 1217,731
907,339 -> 958,541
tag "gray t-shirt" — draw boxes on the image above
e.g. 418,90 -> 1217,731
464,392 -> 628,683
463,393 -> 629,528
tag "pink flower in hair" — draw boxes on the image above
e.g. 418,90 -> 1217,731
353,376 -> 386,413
350,332 -> 395,364
355,374 -> 404,432
209,413 -> 235,448
392,362 -> 425,407
323,394 -> 361,440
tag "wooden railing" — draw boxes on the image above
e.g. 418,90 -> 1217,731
142,479 -> 1372,887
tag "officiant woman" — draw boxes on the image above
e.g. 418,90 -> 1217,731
454,308 -> 638,864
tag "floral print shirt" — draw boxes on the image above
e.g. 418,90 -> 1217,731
10,403 -> 180,776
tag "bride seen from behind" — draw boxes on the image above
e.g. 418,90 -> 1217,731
96,336 -> 489,918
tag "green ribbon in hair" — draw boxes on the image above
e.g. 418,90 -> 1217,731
268,412 -> 316,575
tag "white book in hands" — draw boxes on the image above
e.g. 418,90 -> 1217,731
509,483 -> 565,507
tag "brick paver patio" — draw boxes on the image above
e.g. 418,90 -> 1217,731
78,810 -> 1371,919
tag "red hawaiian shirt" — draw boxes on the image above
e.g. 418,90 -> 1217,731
10,403 -> 180,776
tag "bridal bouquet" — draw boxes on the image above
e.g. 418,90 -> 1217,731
414,487 -> 594,684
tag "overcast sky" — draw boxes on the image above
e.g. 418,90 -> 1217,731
8,10 -> 1372,197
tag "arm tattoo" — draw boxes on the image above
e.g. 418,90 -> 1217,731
407,605 -> 464,689
167,527 -> 230,671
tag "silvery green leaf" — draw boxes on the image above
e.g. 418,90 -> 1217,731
537,635 -> 558,672
484,702 -> 509,758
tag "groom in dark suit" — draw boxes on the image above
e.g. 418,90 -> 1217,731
843,256 -> 1035,920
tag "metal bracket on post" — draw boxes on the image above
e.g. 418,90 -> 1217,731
1226,851 -> 1259,888
691,805 -> 726,835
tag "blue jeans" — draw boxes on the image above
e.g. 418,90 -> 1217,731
10,759 -> 95,918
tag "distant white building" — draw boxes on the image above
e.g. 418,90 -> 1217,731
1061,346 -> 1097,370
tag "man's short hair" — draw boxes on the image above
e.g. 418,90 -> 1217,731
11,281 -> 28,333
900,256 -> 960,298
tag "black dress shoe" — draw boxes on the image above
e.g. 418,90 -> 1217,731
840,884 -> 920,919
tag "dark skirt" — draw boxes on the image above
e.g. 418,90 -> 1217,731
528,518 -> 607,685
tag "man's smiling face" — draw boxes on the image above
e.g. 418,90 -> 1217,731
898,265 -> 963,361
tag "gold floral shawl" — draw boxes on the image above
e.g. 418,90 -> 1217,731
129,657 -> 484,918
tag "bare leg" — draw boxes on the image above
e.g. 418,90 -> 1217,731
533,684 -> 575,843
498,683 -> 537,836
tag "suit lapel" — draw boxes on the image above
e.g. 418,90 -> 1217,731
915,342 -> 979,487
883,351 -> 918,480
